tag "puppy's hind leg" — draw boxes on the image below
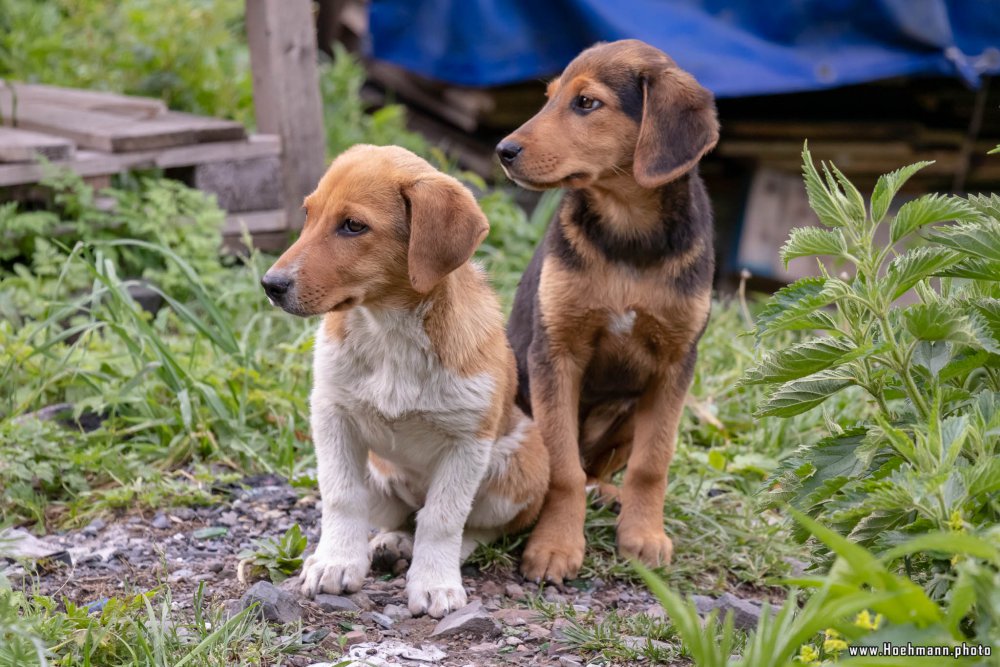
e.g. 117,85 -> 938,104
367,456 -> 417,572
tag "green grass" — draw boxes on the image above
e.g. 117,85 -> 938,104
0,582 -> 309,667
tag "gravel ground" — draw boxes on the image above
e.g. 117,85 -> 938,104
3,474 -> 774,666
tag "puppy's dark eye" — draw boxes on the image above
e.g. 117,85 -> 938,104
338,218 -> 368,236
573,95 -> 602,112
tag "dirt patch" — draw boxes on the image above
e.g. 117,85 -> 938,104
4,474 -> 766,666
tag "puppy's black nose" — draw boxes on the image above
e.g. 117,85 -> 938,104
496,140 -> 523,165
261,272 -> 293,300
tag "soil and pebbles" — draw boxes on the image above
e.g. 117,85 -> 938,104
2,474 -> 772,666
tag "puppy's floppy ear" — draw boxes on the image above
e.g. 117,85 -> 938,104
633,67 -> 719,188
404,174 -> 489,293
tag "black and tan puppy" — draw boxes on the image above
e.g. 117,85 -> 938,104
497,39 -> 718,583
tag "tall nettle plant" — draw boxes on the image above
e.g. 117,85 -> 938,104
745,145 -> 999,609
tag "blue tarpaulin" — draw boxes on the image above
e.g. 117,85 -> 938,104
368,0 -> 1000,97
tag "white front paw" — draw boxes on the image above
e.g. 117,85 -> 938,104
299,552 -> 368,597
406,572 -> 467,618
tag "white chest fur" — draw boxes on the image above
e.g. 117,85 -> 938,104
311,306 -> 495,472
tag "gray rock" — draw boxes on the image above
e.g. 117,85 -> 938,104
348,591 -> 374,610
150,513 -> 171,530
218,511 -> 239,527
383,603 -> 413,622
559,657 -> 583,667
692,595 -> 716,615
362,610 -> 394,629
544,588 -> 568,604
314,593 -> 359,613
342,629 -> 367,646
240,581 -> 302,624
168,568 -> 195,584
82,518 -> 106,536
494,608 -> 531,626
643,602 -> 667,620
431,600 -> 501,638
693,592 -> 768,631
0,528 -> 70,564
504,583 -> 526,600
623,635 -> 672,652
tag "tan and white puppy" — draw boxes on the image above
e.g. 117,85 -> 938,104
261,145 -> 549,618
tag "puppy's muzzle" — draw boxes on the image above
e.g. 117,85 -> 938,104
261,271 -> 294,305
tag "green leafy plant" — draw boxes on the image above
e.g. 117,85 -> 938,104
636,509 -> 1000,666
238,524 -> 308,584
747,144 -> 999,616
0,0 -> 253,125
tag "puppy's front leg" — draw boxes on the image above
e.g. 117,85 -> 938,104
617,356 -> 694,567
521,351 -> 587,585
406,438 -> 490,618
300,411 -> 371,597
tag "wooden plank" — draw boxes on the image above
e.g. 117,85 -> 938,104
0,127 -> 74,162
0,98 -> 196,152
246,0 -> 326,230
0,134 -> 280,187
0,80 -> 167,119
366,60 -> 480,133
158,111 -> 246,143
1,94 -> 246,152
223,209 -> 288,235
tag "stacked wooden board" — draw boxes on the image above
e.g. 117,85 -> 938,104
0,81 -> 288,249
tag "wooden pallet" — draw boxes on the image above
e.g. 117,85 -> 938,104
0,81 -> 288,249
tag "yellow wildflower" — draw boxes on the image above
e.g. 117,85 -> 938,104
854,610 -> 883,631
797,644 -> 820,664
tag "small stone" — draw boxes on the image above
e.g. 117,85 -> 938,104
314,594 -> 359,613
572,604 -> 589,613
504,583 -> 525,600
494,608 -> 530,626
218,511 -> 239,526
240,581 -> 302,624
349,591 -> 374,610
526,623 -> 550,640
221,598 -> 243,619
543,588 -> 567,604
693,595 -> 715,615
168,568 -> 195,584
479,580 -> 503,596
362,611 -> 394,629
623,635 -> 672,652
431,600 -> 501,638
717,592 -> 768,630
206,560 -> 225,573
383,603 -> 412,622
469,642 -> 498,653
505,636 -> 523,646
82,518 -> 106,536
342,629 -> 367,646
559,657 -> 583,667
644,603 -> 667,620
692,593 -> 767,631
